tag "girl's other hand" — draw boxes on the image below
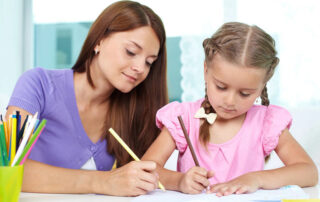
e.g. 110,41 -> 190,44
207,172 -> 261,196
178,167 -> 214,194
96,161 -> 159,196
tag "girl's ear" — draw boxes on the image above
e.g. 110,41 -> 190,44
204,60 -> 208,82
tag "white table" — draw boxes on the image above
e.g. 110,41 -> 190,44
19,186 -> 319,202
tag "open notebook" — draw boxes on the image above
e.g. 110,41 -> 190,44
133,185 -> 308,202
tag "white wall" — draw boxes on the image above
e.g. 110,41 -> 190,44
0,0 -> 33,115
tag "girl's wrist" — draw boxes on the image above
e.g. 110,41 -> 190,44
252,171 -> 264,189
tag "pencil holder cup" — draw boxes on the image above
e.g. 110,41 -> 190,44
0,164 -> 24,202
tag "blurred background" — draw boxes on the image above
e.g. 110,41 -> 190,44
0,0 -> 319,172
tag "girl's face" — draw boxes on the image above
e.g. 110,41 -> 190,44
94,26 -> 160,93
204,54 -> 267,120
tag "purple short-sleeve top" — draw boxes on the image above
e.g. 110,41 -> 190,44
8,67 -> 115,170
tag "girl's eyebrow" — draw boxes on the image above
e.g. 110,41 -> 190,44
212,75 -> 258,91
212,75 -> 226,85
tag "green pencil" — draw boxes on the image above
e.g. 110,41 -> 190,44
0,122 -> 8,166
0,144 -> 3,166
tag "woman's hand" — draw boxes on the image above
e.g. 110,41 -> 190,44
96,161 -> 159,196
207,172 -> 261,196
178,167 -> 214,194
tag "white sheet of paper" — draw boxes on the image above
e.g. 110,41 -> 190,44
132,185 -> 308,202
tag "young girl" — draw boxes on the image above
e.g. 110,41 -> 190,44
142,22 -> 318,196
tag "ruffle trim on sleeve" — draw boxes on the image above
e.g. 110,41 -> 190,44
262,105 -> 292,156
156,102 -> 188,152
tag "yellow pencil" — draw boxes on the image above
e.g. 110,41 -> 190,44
108,128 -> 166,191
10,115 -> 17,165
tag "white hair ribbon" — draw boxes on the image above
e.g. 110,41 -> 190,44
194,107 -> 217,125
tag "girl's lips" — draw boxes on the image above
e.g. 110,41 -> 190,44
221,107 -> 236,113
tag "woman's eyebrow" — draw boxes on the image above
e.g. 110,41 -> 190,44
129,40 -> 158,58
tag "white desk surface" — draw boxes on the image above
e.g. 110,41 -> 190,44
19,186 -> 319,202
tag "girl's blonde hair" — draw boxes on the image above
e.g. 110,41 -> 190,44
200,22 -> 279,146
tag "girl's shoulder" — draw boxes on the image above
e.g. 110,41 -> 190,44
248,104 -> 292,124
156,98 -> 204,132
155,99 -> 204,152
248,105 -> 292,156
158,98 -> 204,115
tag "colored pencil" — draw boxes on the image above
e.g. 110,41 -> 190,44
12,112 -> 38,166
0,121 -> 9,166
16,111 -> 21,150
3,119 -> 9,153
10,114 -> 17,165
108,128 -> 166,191
14,119 -> 46,166
177,116 -> 200,167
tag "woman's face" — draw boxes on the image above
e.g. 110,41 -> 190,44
94,26 -> 160,93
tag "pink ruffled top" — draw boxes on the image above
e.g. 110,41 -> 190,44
156,99 -> 292,184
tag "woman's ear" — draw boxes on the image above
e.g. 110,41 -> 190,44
94,40 -> 102,54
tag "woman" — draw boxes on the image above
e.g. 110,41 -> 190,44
6,1 -> 168,196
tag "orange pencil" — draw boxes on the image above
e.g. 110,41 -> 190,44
3,119 -> 9,153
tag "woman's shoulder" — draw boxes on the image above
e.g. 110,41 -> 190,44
23,67 -> 72,81
19,67 -> 73,91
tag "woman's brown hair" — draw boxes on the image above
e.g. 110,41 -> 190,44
72,1 -> 168,166
200,22 -> 279,146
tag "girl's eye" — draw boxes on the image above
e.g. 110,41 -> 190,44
126,49 -> 135,56
240,92 -> 250,97
216,85 -> 226,90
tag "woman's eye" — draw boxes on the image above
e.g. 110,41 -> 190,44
146,61 -> 152,67
126,49 -> 135,56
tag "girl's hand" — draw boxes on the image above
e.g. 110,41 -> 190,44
207,172 -> 261,196
96,161 -> 159,196
178,167 -> 214,194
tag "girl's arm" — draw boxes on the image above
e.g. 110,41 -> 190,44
209,128 -> 318,196
6,106 -> 158,196
142,127 -> 212,194
257,128 -> 318,188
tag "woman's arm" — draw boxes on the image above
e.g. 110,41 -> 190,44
142,127 -> 212,194
142,127 -> 182,190
209,129 -> 318,196
23,159 -> 158,196
6,106 -> 158,196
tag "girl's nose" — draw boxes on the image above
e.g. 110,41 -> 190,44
224,92 -> 236,107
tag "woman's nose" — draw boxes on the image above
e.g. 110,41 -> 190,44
131,60 -> 145,73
